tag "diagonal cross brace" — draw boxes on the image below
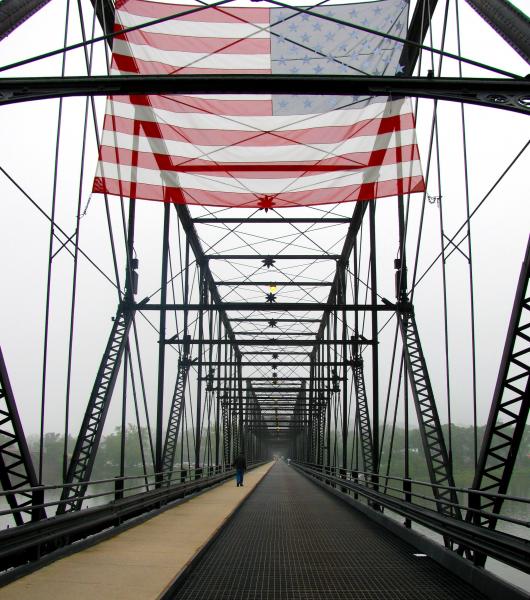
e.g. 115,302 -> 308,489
58,307 -> 134,514
161,355 -> 191,482
0,346 -> 44,525
398,307 -> 462,522
469,237 -> 529,544
351,355 -> 374,474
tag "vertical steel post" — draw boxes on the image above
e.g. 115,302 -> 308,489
369,202 -> 380,481
59,199 -> 136,513
237,355 -> 245,456
215,317 -> 222,466
195,265 -> 206,473
155,203 -> 170,482
340,262 -> 348,471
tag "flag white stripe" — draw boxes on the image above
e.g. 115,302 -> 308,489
103,129 -> 418,162
113,39 -> 271,70
106,97 -> 411,131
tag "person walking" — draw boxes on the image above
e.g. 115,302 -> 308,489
233,453 -> 247,487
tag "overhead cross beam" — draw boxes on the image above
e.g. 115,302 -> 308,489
140,303 -> 395,312
1,75 -> 528,114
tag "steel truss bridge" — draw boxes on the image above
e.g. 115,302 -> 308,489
0,0 -> 529,597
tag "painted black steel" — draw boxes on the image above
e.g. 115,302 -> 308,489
206,255 -> 339,260
464,0 -> 530,64
194,218 -> 351,224
142,302 -> 395,312
0,346 -> 44,525
58,308 -> 134,513
351,354 -> 374,474
470,237 -> 530,544
161,357 -> 191,483
0,0 -> 52,41
1,76 -> 529,114
398,306 -> 462,523
215,281 -> 332,287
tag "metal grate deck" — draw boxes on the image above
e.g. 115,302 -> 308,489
172,462 -> 486,600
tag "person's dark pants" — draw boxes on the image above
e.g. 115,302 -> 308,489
236,468 -> 244,486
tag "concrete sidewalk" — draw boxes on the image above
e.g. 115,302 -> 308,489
1,462 -> 273,600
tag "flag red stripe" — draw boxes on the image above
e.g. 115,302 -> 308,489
103,112 -> 415,145
98,144 -> 421,176
94,175 -> 426,206
115,1 -> 269,24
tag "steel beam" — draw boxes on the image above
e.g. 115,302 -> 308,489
194,218 -> 351,224
141,303 -> 395,312
216,281 -> 332,287
195,361 -> 344,366
235,332 -> 317,336
1,76 -> 528,114
398,306 -> 462,524
166,339 -> 367,346
241,351 -> 310,355
58,307 -> 134,513
469,237 -> 530,553
465,0 -> 530,64
0,346 -> 44,525
232,319 -> 321,323
0,0 -> 52,41
206,255 -> 339,260
351,355 -> 374,474
161,357 -> 191,483
399,0 -> 439,74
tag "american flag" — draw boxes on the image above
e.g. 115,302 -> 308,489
93,0 -> 425,208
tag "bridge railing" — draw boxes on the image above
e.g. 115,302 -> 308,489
0,464 -> 226,521
293,461 -> 529,573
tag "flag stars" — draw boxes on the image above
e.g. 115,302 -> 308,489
325,31 -> 334,41
303,98 -> 313,109
314,64 -> 323,73
301,33 -> 310,43
312,21 -> 322,31
289,22 -> 298,32
302,54 -> 311,64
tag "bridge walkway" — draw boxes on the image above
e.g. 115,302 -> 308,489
0,464 -> 274,600
172,461 -> 486,600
